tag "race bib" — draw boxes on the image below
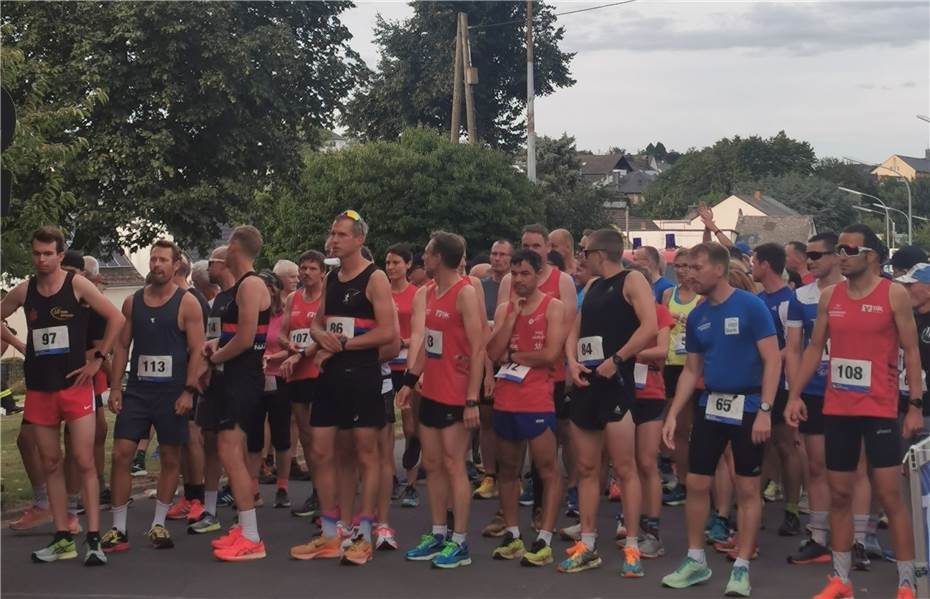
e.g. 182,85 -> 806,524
633,363 -> 649,389
830,357 -> 871,393
326,317 -> 355,339
389,347 -> 408,366
898,349 -> 928,396
138,355 -> 172,382
33,326 -> 69,356
577,336 -> 605,367
496,362 -> 530,383
425,329 -> 443,358
289,328 -> 311,349
672,331 -> 687,355
705,392 -> 745,425
206,317 -> 221,340
264,375 -> 277,392
381,376 -> 393,395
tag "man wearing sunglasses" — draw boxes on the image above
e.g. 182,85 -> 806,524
894,262 -> 930,441
786,224 -> 923,599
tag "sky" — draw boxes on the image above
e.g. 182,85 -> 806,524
339,0 -> 930,164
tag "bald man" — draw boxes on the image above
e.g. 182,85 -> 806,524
549,229 -> 577,276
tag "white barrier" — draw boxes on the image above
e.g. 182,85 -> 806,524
906,435 -> 930,599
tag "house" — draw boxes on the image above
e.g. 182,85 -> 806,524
579,152 -> 662,188
321,131 -> 353,153
735,215 -> 817,247
616,171 -> 657,206
871,151 -> 930,181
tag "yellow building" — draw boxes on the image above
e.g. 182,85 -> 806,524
871,151 -> 930,181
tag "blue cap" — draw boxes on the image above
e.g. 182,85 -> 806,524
895,263 -> 930,284
735,242 -> 752,255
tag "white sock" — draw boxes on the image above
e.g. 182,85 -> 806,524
833,551 -> 852,583
238,508 -> 260,543
112,503 -> 129,533
625,535 -> 639,549
152,500 -> 170,528
853,514 -> 868,544
581,532 -> 597,551
809,511 -> 829,546
688,548 -> 707,565
898,560 -> 916,590
451,532 -> 467,546
432,524 -> 448,537
506,526 -> 520,539
204,490 -> 218,515
34,485 -> 49,510
537,530 -> 553,546
734,558 -> 751,570
67,494 -> 80,516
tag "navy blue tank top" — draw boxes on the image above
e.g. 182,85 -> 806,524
128,287 -> 188,393
24,272 -> 89,391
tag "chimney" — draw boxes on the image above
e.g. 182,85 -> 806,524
753,190 -> 762,203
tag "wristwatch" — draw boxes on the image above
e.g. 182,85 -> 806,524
183,384 -> 199,395
465,400 -> 479,408
611,354 -> 623,367
93,350 -> 107,362
910,398 -> 924,409
759,401 -> 772,413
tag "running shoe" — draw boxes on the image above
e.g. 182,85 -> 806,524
375,525 -> 398,551
99,487 -> 112,510
621,546 -> 644,578
519,479 -> 534,506
274,488 -> 291,509
724,565 -> 751,597
640,532 -> 665,559
763,480 -> 783,502
432,541 -> 471,569
399,485 -> 420,508
521,539 -> 553,567
661,557 -> 713,588
151,445 -> 160,459
31,536 -> 78,563
211,526 -> 242,550
465,461 -> 480,483
615,516 -> 628,540
342,536 -> 373,565
492,532 -> 525,560
130,453 -> 147,477
147,524 -> 174,549
101,527 -> 130,553
186,499 -> 205,523
852,541 -> 871,571
482,511 -> 507,538
214,535 -> 266,561
564,486 -> 579,518
897,585 -> 916,599
289,459 -> 311,481
290,535 -> 341,560
558,541 -> 602,573
812,575 -> 854,599
338,522 -> 356,550
864,532 -> 884,559
166,498 -> 191,520
713,536 -> 738,554
217,485 -> 235,508
473,476 -> 498,499
798,492 -> 811,515
608,479 -> 623,502
778,511 -> 802,537
406,533 -> 446,561
10,506 -> 52,531
559,522 -> 582,542
291,494 -> 319,518
706,514 -> 731,545
188,512 -> 221,535
725,545 -> 759,561
787,538 -> 831,565
391,477 -> 404,501
662,483 -> 686,507
84,537 -> 107,566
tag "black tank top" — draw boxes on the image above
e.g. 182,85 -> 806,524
128,287 -> 188,393
324,263 -> 379,368
218,272 -> 270,379
579,271 -> 639,381
24,272 -> 89,391
187,287 -> 210,332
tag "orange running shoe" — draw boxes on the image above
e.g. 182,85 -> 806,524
812,575 -> 854,599
342,537 -> 373,565
211,525 -> 242,550
213,535 -> 266,561
622,546 -> 644,578
10,506 -> 52,531
896,585 -> 915,599
290,535 -> 342,560
166,498 -> 190,520
186,499 -> 205,523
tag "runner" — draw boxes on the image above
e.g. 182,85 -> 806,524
785,224 -> 923,599
635,245 -> 674,303
784,233 -> 843,565
279,250 -> 325,518
1,226 -> 125,565
289,210 -> 396,566
549,229 -> 577,276
660,241 -> 780,597
101,239 -> 205,552
203,226 -> 272,561
785,242 -> 815,286
751,242 -> 804,537
81,255 -> 112,510
895,262 -> 930,437
486,249 -> 565,566
399,231 -> 484,569
560,228 -> 657,577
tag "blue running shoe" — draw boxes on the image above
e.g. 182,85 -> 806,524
706,515 -> 730,545
519,479 -> 534,507
217,485 -> 235,508
662,483 -> 686,507
565,487 -> 579,518
432,541 -> 471,569
406,533 -> 446,561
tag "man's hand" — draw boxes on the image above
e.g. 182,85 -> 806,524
661,416 -> 677,450
203,339 -> 219,358
108,388 -> 123,415
175,391 -> 193,416
281,354 -> 301,379
752,412 -> 772,445
395,385 -> 413,410
903,408 -> 925,440
784,397 -> 808,428
463,405 -> 480,429
316,331 -> 343,354
314,349 -> 333,371
594,357 -> 617,380
67,358 -> 102,388
568,361 -> 591,387
482,372 -> 495,400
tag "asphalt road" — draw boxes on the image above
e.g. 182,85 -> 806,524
1,480 -> 900,599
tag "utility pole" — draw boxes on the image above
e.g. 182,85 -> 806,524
459,12 -> 478,144
450,15 -> 463,143
526,0 -> 536,181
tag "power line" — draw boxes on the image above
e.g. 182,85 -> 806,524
470,0 -> 639,30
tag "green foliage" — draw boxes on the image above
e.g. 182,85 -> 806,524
257,128 -> 544,262
732,173 -> 857,233
535,134 -> 608,237
343,1 -> 574,151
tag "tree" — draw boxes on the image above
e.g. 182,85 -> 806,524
255,128 -> 544,262
535,134 -> 608,237
1,2 -> 363,258
814,157 -> 879,196
343,2 -> 574,151
733,173 -> 858,233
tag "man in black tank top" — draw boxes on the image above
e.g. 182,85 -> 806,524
291,210 -> 397,565
561,228 -> 657,575
101,240 -> 204,553
203,226 -> 271,562
1,226 -> 125,566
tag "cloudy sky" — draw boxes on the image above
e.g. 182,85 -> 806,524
339,1 -> 929,163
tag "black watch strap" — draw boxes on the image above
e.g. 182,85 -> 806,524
184,384 -> 199,395
93,350 -> 107,361
465,400 -> 479,408
910,397 -> 924,409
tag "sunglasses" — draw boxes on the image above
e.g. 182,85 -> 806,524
582,248 -> 604,258
208,258 -> 225,265
805,251 -> 829,261
836,244 -> 874,257
340,209 -> 362,221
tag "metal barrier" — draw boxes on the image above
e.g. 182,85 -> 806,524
906,435 -> 930,599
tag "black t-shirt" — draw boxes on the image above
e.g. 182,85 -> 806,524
916,310 -> 930,416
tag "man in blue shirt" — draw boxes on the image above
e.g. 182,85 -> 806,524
752,242 -> 804,538
661,242 -> 781,597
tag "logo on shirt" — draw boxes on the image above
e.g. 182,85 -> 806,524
920,326 -> 930,345
828,306 -> 846,318
697,322 -> 711,332
49,307 -> 74,321
27,309 -> 38,322
432,309 -> 451,320
342,289 -> 361,305
860,304 -> 884,314
724,317 -> 739,336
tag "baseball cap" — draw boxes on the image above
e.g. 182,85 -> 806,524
895,263 -> 930,284
62,250 -> 85,271
735,242 -> 752,256
890,245 -> 928,271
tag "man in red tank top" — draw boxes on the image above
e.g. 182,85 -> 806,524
786,224 -> 923,599
486,249 -> 565,566
396,232 -> 485,569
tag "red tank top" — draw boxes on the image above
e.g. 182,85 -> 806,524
537,266 -> 565,383
421,277 -> 471,406
494,295 -> 555,413
824,278 -> 899,418
635,304 -> 675,400
287,289 -> 321,381
390,283 -> 418,372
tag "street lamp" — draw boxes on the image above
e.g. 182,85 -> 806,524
918,114 -> 930,124
843,155 -> 913,244
838,186 -> 895,249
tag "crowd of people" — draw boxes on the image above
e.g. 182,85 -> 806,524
1,208 -> 928,599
